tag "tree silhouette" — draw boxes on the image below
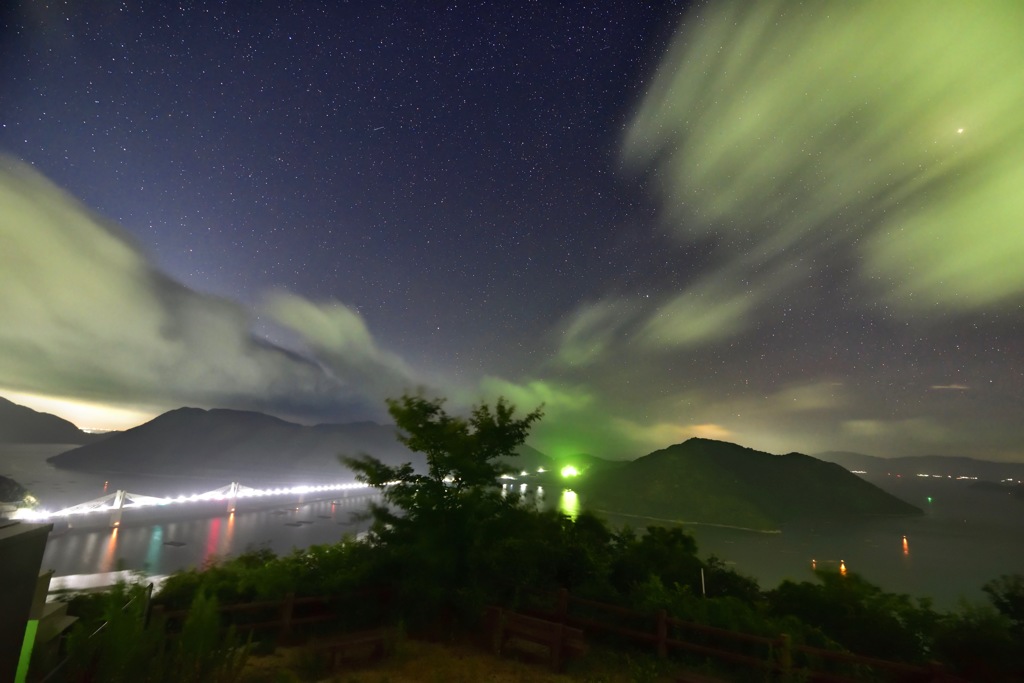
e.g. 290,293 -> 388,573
341,393 -> 543,622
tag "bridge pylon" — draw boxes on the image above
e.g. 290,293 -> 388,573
110,490 -> 126,528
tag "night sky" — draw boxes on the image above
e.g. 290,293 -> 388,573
3,1 -> 1024,462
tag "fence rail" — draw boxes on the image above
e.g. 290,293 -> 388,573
42,585 -> 969,682
151,588 -> 393,642
524,588 -> 966,682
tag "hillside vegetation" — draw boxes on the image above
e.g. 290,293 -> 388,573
0,473 -> 28,503
47,407 -> 417,478
46,405 -> 552,482
57,395 -> 1023,683
0,395 -> 101,444
581,438 -> 921,531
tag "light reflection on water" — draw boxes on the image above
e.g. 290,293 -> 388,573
204,517 -> 222,566
99,528 -> 118,573
22,457 -> 1024,611
40,493 -> 380,577
560,489 -> 579,520
146,525 -> 163,570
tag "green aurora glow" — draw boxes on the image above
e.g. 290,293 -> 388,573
625,0 -> 1024,312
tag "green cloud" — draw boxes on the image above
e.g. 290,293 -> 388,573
478,376 -> 593,414
625,0 -> 1024,313
556,300 -> 633,366
637,279 -> 759,349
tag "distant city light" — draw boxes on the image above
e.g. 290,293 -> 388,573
560,465 -> 579,478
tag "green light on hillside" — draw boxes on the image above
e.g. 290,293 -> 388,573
927,496 -> 933,504
560,465 -> 579,478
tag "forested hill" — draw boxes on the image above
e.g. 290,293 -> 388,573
0,396 -> 103,444
0,474 -> 29,503
581,438 -> 922,531
47,406 -> 420,479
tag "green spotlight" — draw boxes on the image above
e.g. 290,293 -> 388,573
560,465 -> 579,478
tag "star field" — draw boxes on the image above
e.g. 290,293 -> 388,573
2,1 -> 1024,462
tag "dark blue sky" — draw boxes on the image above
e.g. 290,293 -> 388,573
1,2 -> 681,375
3,1 -> 1023,462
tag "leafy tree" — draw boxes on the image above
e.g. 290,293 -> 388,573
343,393 -> 542,531
982,573 -> 1024,634
611,526 -> 703,595
767,570 -> 936,662
932,602 -> 1018,681
341,393 -> 543,623
703,555 -> 762,604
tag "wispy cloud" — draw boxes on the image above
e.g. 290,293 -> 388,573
265,292 -> 419,404
624,0 -> 1024,315
0,155 -> 409,420
636,278 -> 762,349
613,418 -> 733,448
841,417 -> 949,443
555,300 -> 635,367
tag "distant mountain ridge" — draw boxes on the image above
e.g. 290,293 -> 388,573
48,406 -> 423,479
816,451 -> 1024,482
0,396 -> 105,444
580,438 -> 921,531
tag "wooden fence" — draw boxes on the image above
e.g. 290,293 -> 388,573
150,588 -> 393,641
523,588 -> 966,682
48,586 -> 972,682
155,587 -> 967,680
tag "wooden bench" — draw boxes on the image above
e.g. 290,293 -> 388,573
310,626 -> 398,669
487,607 -> 586,671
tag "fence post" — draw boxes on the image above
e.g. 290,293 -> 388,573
656,609 -> 668,658
555,588 -> 568,624
552,622 -> 565,671
281,592 -> 295,640
777,633 -> 792,679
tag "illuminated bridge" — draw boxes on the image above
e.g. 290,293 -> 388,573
13,481 -> 374,527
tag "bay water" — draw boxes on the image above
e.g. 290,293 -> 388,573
5,445 -> 1022,609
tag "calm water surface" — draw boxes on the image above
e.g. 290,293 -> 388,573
5,446 -> 1023,609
